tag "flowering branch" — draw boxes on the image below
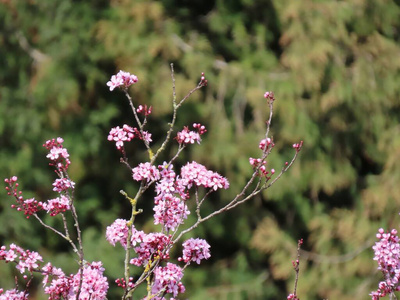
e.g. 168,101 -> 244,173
2,67 -> 301,300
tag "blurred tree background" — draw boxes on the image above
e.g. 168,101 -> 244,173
1,0 -> 400,299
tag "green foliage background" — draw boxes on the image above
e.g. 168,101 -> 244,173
1,0 -> 400,299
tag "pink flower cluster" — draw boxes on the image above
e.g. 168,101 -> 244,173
130,232 -> 171,267
292,141 -> 303,152
108,125 -> 152,150
153,193 -> 190,231
43,137 -> 71,171
370,228 -> 400,299
151,263 -> 185,298
249,158 -> 275,177
107,70 -> 138,91
132,162 -> 160,182
106,219 -> 131,249
180,161 -> 229,191
42,195 -> 71,216
4,177 -> 43,218
259,137 -> 274,151
52,178 -> 75,193
42,261 -> 108,300
0,289 -> 28,300
176,123 -> 207,145
106,220 -> 171,267
287,293 -> 300,300
264,91 -> 275,102
179,238 -> 211,265
153,163 -> 190,231
137,104 -> 152,116
0,244 -> 43,274
108,125 -> 136,150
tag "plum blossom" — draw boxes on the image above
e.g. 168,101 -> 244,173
151,263 -> 185,298
370,228 -> 400,299
153,194 -> 190,231
42,195 -> 71,216
132,162 -> 160,182
130,233 -> 170,267
176,123 -> 207,145
180,238 -> 211,265
107,70 -> 138,91
108,125 -> 136,150
4,177 -> 43,217
106,219 -> 129,248
53,178 -> 75,193
43,137 -> 71,170
179,161 -> 229,191
0,244 -> 43,274
0,289 -> 28,300
42,262 -> 109,300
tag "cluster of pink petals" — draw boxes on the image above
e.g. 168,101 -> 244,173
105,219 -> 146,250
153,194 -> 190,231
4,177 -> 44,218
42,261 -> 108,300
70,262 -> 109,300
0,289 -> 28,300
287,293 -> 299,300
107,70 -> 138,91
259,138 -> 274,151
292,141 -> 303,152
249,157 -> 275,177
42,195 -> 71,216
43,137 -> 71,170
0,244 -> 43,274
151,263 -> 185,298
106,219 -> 130,248
132,162 -> 160,182
108,125 -> 136,150
108,125 -> 152,150
176,123 -> 207,145
180,238 -> 211,265
264,91 -> 275,102
152,163 -> 190,231
179,161 -> 229,191
370,228 -> 400,299
130,233 -> 170,267
137,104 -> 152,116
52,178 -> 75,193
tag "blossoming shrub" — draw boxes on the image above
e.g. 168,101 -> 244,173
1,67 -> 301,299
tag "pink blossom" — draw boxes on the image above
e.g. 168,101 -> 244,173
153,194 -> 190,231
0,289 -> 28,300
151,263 -> 185,298
180,238 -> 211,264
132,162 -> 160,182
137,104 -> 152,116
141,131 -> 152,143
370,228 -> 400,299
69,262 -> 109,300
130,233 -> 170,267
107,125 -> 136,150
0,244 -> 43,274
176,123 -> 207,145
259,138 -> 273,151
53,178 -> 75,193
107,70 -> 138,91
264,91 -> 275,102
4,177 -> 44,217
179,161 -> 229,190
106,219 -> 129,248
42,262 -> 109,300
42,195 -> 71,216
43,138 -> 71,170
